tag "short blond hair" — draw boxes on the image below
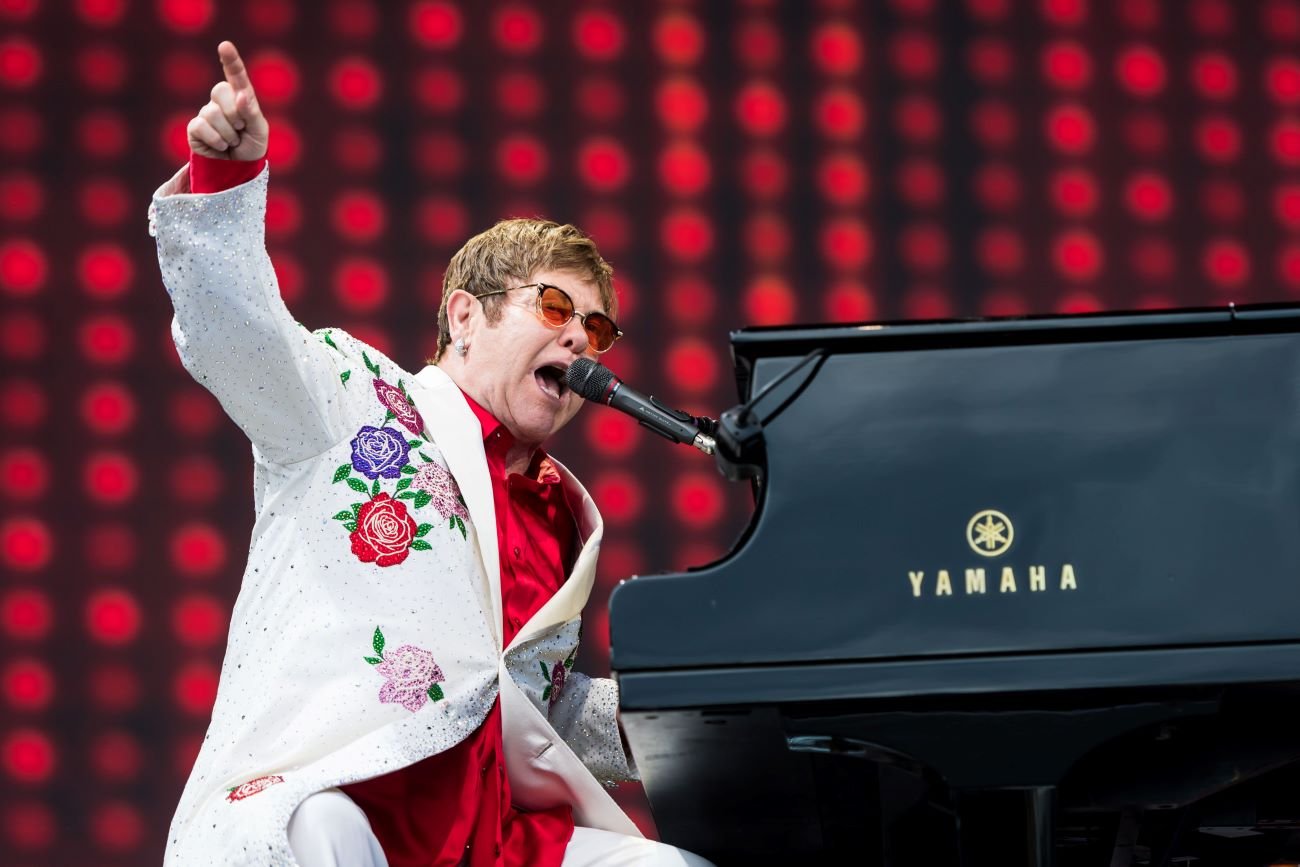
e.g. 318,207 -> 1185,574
433,218 -> 616,361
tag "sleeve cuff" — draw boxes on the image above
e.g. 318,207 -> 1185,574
189,152 -> 267,194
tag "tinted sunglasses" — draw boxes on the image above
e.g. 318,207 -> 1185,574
478,282 -> 622,353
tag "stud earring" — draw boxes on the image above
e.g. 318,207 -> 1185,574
454,338 -> 467,357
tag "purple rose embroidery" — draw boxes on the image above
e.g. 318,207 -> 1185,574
373,379 -> 425,437
411,461 -> 469,520
350,426 -> 410,479
375,643 -> 446,712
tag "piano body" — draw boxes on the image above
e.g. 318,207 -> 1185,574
608,305 -> 1300,866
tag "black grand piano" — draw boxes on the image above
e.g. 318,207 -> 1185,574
608,304 -> 1300,866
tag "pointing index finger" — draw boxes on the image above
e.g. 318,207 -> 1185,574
217,40 -> 253,93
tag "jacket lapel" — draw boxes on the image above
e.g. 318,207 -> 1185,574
410,365 -> 502,649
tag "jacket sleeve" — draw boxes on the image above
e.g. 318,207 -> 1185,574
548,672 -> 638,786
149,163 -> 350,465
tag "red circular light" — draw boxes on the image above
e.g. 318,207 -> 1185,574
743,213 -> 790,264
79,176 -> 129,226
172,593 -> 226,647
1124,172 -> 1172,221
4,799 -> 55,849
576,77 -> 622,121
329,0 -> 378,39
1,311 -> 43,360
2,379 -> 46,429
169,454 -> 223,504
659,141 -> 711,197
414,66 -> 463,113
1200,179 -> 1244,222
496,71 -> 545,117
1123,111 -> 1167,154
660,208 -> 714,262
90,800 -> 144,851
77,243 -> 134,299
819,152 -> 871,206
1280,243 -> 1300,290
1196,115 -> 1241,162
81,381 -> 135,435
169,387 -> 220,436
85,451 -> 138,504
969,99 -> 1017,148
89,663 -> 141,712
665,274 -> 716,326
1041,0 -> 1087,26
976,227 -> 1025,276
2,729 -> 55,782
330,56 -> 383,110
655,12 -> 704,66
0,36 -> 42,88
410,0 -> 462,49
736,81 -> 788,136
901,223 -> 950,272
1191,52 -> 1237,99
497,134 -> 548,185
159,49 -> 208,95
0,106 -> 42,155
1041,40 -> 1092,90
656,77 -> 708,132
174,660 -> 220,715
740,149 -> 788,199
1052,229 -> 1104,280
1045,103 -> 1095,154
982,289 -> 1028,317
77,0 -> 126,25
0,448 -> 46,500
577,137 -> 631,192
246,0 -> 295,33
170,522 -> 227,578
86,523 -> 136,572
493,4 -> 544,54
967,37 -> 1015,84
1266,57 -> 1300,105
1264,0 -> 1300,40
891,30 -> 939,80
2,658 -> 52,710
1131,238 -> 1177,282
894,94 -> 941,142
334,257 -> 388,312
573,9 -> 625,60
811,22 -> 862,75
1275,182 -> 1300,229
665,337 -> 718,392
1,589 -> 51,640
266,189 -> 302,236
589,471 -> 643,524
582,206 -> 630,256
735,19 -> 782,69
2,517 -> 50,571
1115,44 -> 1166,97
672,472 -> 724,527
331,189 -> 386,241
412,131 -> 465,179
76,44 -> 127,93
157,0 -> 212,32
1272,117 -> 1300,165
0,238 -> 46,296
1190,0 -> 1233,35
1119,0 -> 1161,29
78,314 -> 135,365
1057,291 -> 1103,314
743,275 -> 795,325
247,51 -> 299,106
1050,168 -> 1099,217
584,410 -> 640,457
86,588 -> 142,645
903,286 -> 953,319
824,279 -> 876,322
815,87 -> 866,139
820,217 -> 874,270
416,195 -> 468,246
90,731 -> 142,781
1203,238 -> 1250,288
0,171 -> 42,220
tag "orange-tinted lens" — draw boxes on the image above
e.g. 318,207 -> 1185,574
583,313 -> 619,352
538,286 -> 574,326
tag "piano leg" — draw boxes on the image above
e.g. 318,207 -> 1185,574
1026,787 -> 1056,867
956,787 -> 1056,867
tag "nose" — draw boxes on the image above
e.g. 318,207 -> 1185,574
558,314 -> 591,355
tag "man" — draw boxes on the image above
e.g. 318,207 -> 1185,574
151,41 -> 712,867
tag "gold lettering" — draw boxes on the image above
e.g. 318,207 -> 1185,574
909,571 -> 925,598
1060,563 -> 1077,591
1030,565 -> 1046,592
965,568 -> 986,595
936,569 -> 953,596
1000,566 -> 1017,593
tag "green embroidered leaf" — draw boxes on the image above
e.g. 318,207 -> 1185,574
372,627 -> 385,656
419,451 -> 433,463
351,502 -> 363,516
410,539 -> 432,551
407,440 -> 421,448
340,370 -> 351,386
564,657 -> 574,669
383,410 -> 395,425
539,660 -> 550,678
395,477 -> 412,492
455,516 -> 466,539
332,510 -> 353,521
397,378 -> 407,395
346,477 -> 369,494
415,523 -> 432,537
363,656 -> 381,665
362,351 -> 381,376
400,465 -> 418,475
333,464 -> 352,483
322,331 -> 339,350
542,686 -> 552,701
413,491 -> 432,509
428,683 -> 444,702
456,493 -> 466,507
371,478 -> 380,496
398,491 -> 417,500
448,516 -> 455,528
343,521 -> 358,533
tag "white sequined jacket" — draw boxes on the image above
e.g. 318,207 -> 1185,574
150,164 -> 640,866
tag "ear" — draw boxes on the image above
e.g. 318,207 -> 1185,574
445,289 -> 477,342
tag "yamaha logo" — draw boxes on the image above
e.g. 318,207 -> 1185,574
967,509 -> 1013,557
906,509 -> 1078,598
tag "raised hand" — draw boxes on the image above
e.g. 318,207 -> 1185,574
186,41 -> 269,161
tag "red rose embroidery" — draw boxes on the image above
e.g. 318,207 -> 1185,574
226,774 -> 284,803
350,493 -> 418,567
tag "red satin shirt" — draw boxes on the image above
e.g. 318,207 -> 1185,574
189,154 -> 579,867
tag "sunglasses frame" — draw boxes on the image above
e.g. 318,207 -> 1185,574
477,282 -> 623,354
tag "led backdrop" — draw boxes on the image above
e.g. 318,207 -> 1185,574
3,0 -> 1300,862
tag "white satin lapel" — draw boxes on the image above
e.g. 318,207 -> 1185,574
506,457 -> 603,652
410,365 -> 501,649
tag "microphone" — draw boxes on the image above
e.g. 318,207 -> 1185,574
566,357 -> 716,455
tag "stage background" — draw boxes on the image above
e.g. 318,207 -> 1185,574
3,0 -> 1300,862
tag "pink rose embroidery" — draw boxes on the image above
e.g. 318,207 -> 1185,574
226,774 -> 284,803
373,378 -> 425,437
411,461 -> 469,521
365,627 -> 445,712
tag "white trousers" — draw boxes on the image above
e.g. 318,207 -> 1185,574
287,789 -> 716,867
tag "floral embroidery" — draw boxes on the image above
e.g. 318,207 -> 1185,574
349,494 -> 424,567
540,648 -> 577,710
350,426 -> 411,480
318,330 -> 352,387
409,460 -> 469,538
364,626 -> 445,711
226,774 -> 284,803
373,378 -> 426,437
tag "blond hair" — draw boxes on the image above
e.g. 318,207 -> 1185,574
433,218 -> 616,361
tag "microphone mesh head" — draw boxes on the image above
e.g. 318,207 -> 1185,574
566,357 -> 616,402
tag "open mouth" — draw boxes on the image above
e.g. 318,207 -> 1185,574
534,364 -> 569,401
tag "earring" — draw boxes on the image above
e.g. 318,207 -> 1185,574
454,338 -> 467,357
